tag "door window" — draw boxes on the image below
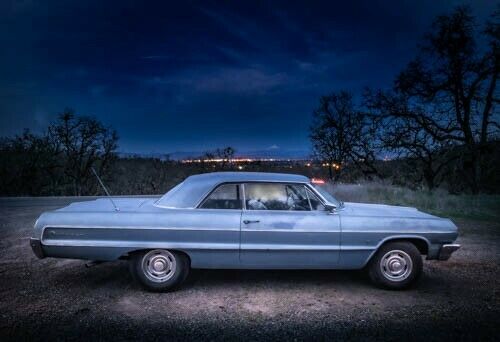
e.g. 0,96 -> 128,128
199,184 -> 242,209
244,183 -> 312,211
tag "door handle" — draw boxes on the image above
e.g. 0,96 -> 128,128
243,220 -> 260,224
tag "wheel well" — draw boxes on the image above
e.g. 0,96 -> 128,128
381,238 -> 429,255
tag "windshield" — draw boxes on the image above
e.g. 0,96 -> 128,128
312,184 -> 341,207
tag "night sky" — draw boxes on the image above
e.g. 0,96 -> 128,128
1,0 -> 495,155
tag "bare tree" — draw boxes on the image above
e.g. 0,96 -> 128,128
379,6 -> 499,192
215,146 -> 235,170
201,146 -> 235,171
366,92 -> 459,189
310,91 -> 377,180
49,109 -> 119,195
0,129 -> 61,195
149,154 -> 171,193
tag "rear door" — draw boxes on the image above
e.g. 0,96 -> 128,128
240,182 -> 340,268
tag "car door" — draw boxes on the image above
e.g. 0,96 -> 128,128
192,183 -> 243,267
240,182 -> 340,268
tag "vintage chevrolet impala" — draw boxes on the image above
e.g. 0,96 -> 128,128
30,172 -> 460,291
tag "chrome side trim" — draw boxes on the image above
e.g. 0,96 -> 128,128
241,229 -> 338,233
241,244 -> 341,251
42,240 -> 239,249
241,228 -> 452,234
42,225 -> 240,231
340,229 -> 455,234
41,239 -> 341,252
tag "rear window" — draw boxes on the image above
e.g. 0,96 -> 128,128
199,184 -> 242,209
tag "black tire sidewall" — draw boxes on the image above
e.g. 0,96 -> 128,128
369,242 -> 423,290
130,250 -> 189,292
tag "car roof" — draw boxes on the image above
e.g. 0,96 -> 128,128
186,171 -> 309,183
155,172 -> 310,209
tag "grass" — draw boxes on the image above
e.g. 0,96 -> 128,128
327,181 -> 500,222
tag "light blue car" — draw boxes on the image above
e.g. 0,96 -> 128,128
30,172 -> 460,291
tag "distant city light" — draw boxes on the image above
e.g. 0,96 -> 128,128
321,162 -> 341,169
311,178 -> 325,184
181,157 -> 311,163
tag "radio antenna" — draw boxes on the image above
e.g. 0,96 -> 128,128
91,167 -> 119,211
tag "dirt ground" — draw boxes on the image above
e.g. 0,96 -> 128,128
0,197 -> 499,341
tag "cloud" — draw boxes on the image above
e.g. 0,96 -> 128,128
146,67 -> 289,95
267,144 -> 280,150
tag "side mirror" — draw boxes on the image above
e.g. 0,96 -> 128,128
324,204 -> 336,213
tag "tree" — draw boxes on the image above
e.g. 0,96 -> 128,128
310,91 -> 377,180
0,129 -> 61,195
215,146 -> 235,170
49,109 -> 119,195
383,6 -> 499,192
365,92 -> 458,189
202,146 -> 236,171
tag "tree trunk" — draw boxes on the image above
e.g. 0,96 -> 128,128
471,147 -> 481,194
423,169 -> 435,191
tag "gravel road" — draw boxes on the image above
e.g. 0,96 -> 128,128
0,197 -> 499,341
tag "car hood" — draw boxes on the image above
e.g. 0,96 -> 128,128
340,202 -> 440,219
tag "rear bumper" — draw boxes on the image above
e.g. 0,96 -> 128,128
30,238 -> 45,259
438,244 -> 460,261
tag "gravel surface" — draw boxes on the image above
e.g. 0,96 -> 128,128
0,198 -> 499,341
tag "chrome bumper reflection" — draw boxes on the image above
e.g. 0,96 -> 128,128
438,244 -> 460,261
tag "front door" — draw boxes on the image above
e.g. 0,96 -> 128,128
240,182 -> 340,268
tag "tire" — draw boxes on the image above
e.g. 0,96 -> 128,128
368,241 -> 423,290
129,249 -> 190,292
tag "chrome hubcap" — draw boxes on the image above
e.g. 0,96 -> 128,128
380,250 -> 412,281
142,250 -> 176,283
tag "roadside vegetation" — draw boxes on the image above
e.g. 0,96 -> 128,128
329,182 -> 500,222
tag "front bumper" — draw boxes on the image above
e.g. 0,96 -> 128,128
30,238 -> 45,259
438,244 -> 460,261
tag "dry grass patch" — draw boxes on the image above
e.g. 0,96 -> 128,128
327,182 -> 500,222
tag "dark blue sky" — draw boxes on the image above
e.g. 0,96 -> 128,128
0,0 -> 496,155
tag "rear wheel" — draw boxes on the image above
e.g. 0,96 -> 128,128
368,242 -> 422,290
129,249 -> 189,292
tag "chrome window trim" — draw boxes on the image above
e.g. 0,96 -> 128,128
304,184 -> 330,206
241,183 -> 247,210
305,186 -> 313,211
182,179 -> 332,210
196,182 -> 244,210
242,181 -> 324,212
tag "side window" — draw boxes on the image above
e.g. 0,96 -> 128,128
306,187 -> 325,211
244,183 -> 312,211
199,184 -> 242,209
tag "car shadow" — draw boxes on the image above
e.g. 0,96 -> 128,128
183,268 -> 371,290
50,260 -> 449,293
50,260 -> 374,290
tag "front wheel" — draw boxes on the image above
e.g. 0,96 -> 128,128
129,249 -> 189,292
368,242 -> 423,290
